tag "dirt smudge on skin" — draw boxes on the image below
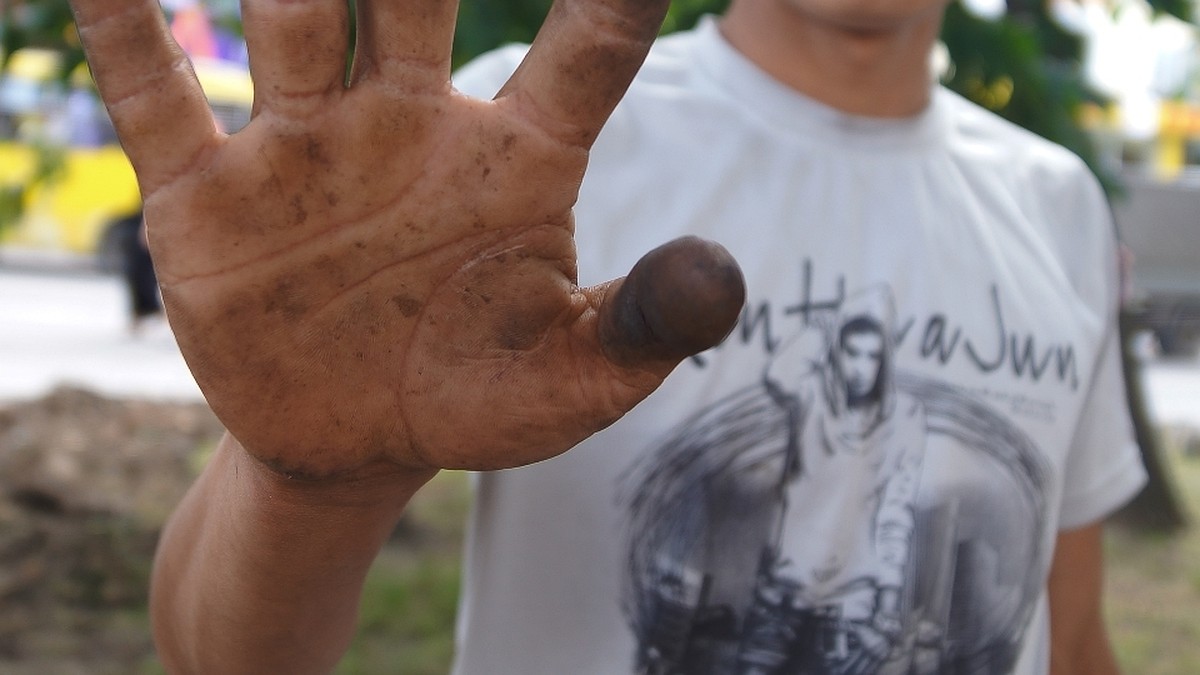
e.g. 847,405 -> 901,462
290,194 -> 308,226
264,278 -> 311,320
304,136 -> 331,167
392,294 -> 422,318
500,133 -> 517,156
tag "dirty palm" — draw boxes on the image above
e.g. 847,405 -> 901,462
70,0 -> 746,476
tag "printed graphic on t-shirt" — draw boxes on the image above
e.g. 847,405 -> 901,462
618,285 -> 1052,675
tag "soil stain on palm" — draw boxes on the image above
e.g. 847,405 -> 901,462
392,294 -> 422,318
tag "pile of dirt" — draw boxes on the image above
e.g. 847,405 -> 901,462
0,387 -> 224,674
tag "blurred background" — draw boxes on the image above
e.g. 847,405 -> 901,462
1,0 -> 1199,673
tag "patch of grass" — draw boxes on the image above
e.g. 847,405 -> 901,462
336,551 -> 462,675
336,471 -> 469,675
1107,443 -> 1200,675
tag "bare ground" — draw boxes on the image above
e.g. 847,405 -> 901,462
0,387 -> 223,674
0,386 -> 463,675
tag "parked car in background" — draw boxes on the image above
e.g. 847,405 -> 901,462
1114,167 -> 1200,357
0,47 -> 252,271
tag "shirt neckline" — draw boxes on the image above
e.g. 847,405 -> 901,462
685,15 -> 950,151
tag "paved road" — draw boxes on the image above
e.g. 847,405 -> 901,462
1144,357 -> 1200,429
2,265 -> 1198,429
0,266 -> 201,403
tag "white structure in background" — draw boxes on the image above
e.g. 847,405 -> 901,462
1056,0 -> 1198,143
961,0 -> 1009,20
1053,1 -> 1200,357
957,0 -> 1199,148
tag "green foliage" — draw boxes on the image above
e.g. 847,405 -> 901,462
27,135 -> 67,183
940,2 -> 1118,191
336,472 -> 470,675
1,0 -> 83,75
450,0 -> 731,67
336,552 -> 461,675
660,0 -> 731,34
452,0 -> 551,68
1147,0 -> 1193,22
1,1 -> 77,236
0,185 -> 23,233
940,0 -> 1190,194
0,138 -> 67,234
1106,441 -> 1200,675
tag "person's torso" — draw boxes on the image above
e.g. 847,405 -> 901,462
452,21 -> 1127,675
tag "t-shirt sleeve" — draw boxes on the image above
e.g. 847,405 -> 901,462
1058,314 -> 1146,530
1056,172 -> 1147,530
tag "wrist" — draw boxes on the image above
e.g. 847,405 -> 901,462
227,433 -> 438,516
153,434 -> 436,675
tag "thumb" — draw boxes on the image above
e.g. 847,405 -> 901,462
597,236 -> 745,371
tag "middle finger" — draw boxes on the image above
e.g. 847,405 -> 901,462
350,0 -> 459,91
242,0 -> 350,119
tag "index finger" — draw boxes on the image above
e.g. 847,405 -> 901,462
72,0 -> 217,192
495,0 -> 669,148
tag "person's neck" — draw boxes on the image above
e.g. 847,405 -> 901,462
718,2 -> 945,118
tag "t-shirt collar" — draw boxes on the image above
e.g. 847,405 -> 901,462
687,15 -> 949,150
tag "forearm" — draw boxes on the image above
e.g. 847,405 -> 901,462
150,433 -> 436,675
1050,599 -> 1120,675
1048,522 -> 1121,675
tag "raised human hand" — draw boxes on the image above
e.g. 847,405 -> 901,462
72,0 -> 744,480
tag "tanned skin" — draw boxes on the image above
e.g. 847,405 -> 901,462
70,0 -> 743,672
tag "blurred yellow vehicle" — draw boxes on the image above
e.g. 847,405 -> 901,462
0,47 -> 252,269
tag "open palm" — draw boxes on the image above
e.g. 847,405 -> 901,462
72,0 -> 744,479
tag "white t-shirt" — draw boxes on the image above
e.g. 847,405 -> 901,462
450,17 -> 1146,675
